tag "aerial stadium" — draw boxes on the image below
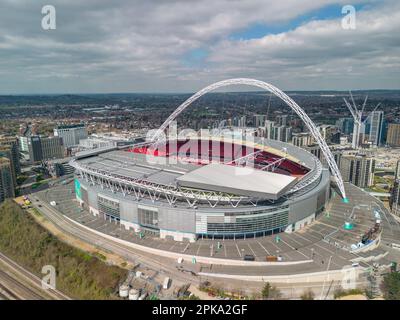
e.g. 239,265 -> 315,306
71,134 -> 331,242
70,78 -> 341,243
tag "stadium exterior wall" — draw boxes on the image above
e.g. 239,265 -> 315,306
74,168 -> 330,242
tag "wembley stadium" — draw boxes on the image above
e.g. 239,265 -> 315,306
70,133 -> 331,242
68,78 -> 347,243
36,78 -> 398,280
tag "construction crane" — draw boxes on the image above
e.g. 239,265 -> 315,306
343,91 -> 381,149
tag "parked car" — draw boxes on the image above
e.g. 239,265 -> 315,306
243,254 -> 255,261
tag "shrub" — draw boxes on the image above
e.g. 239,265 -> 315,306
300,289 -> 315,300
381,272 -> 400,300
0,200 -> 127,299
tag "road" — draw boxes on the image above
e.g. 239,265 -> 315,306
0,252 -> 70,300
28,182 -> 400,298
30,195 -> 202,289
26,193 -> 370,299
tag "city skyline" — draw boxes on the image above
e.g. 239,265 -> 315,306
0,0 -> 399,94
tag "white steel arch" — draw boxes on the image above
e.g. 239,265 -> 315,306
151,78 -> 347,200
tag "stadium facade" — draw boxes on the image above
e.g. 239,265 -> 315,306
71,134 -> 331,242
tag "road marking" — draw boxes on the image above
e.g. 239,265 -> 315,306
256,240 -> 270,255
182,243 -> 190,253
313,242 -> 350,262
247,243 -> 257,257
291,232 -> 313,243
169,242 -> 177,251
278,237 -> 295,250
302,228 -> 326,241
278,238 -> 310,259
223,243 -> 227,258
235,242 -> 242,257
284,234 -> 307,247
196,242 -> 202,255
267,240 -> 290,260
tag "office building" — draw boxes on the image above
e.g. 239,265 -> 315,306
273,126 -> 292,143
0,136 -> 21,187
292,132 -> 313,148
386,123 -> 400,147
276,115 -> 288,127
368,111 -> 384,146
264,120 -> 292,143
303,144 -> 322,161
253,115 -> 266,127
28,135 -> 64,163
0,158 -> 15,203
265,120 -> 275,140
339,153 -> 375,188
336,117 -> 354,135
238,116 -> 247,128
391,180 -> 400,217
41,136 -> 64,160
54,124 -> 88,148
19,136 -> 29,152
395,159 -> 400,180
28,135 -> 43,163
317,125 -> 340,145
391,160 -> 400,217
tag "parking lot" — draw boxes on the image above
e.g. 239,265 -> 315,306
34,181 -> 399,271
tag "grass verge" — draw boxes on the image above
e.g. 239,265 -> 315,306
0,200 -> 127,300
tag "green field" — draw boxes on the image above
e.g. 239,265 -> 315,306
0,200 -> 127,299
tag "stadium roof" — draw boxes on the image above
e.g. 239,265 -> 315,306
176,163 -> 297,200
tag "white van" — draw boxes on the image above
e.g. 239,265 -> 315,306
163,277 -> 170,289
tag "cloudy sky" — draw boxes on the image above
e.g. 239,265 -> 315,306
0,0 -> 399,94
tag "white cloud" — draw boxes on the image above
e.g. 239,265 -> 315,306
203,0 -> 400,90
0,0 -> 397,93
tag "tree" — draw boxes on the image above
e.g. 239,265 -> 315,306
300,289 -> 315,300
381,272 -> 400,300
261,282 -> 271,299
261,282 -> 282,300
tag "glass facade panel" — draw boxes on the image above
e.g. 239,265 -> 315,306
98,196 -> 120,218
207,210 -> 288,235
138,207 -> 159,229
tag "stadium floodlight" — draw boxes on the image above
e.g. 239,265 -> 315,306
150,78 -> 347,200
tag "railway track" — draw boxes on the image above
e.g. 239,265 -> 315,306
0,268 -> 43,300
0,278 -> 19,300
0,252 -> 70,300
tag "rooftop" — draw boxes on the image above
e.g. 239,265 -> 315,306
55,123 -> 86,129
176,163 -> 297,200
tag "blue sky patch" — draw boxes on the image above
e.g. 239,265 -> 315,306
230,3 -> 366,40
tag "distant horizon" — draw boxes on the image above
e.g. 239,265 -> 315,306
2,88 -> 400,96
